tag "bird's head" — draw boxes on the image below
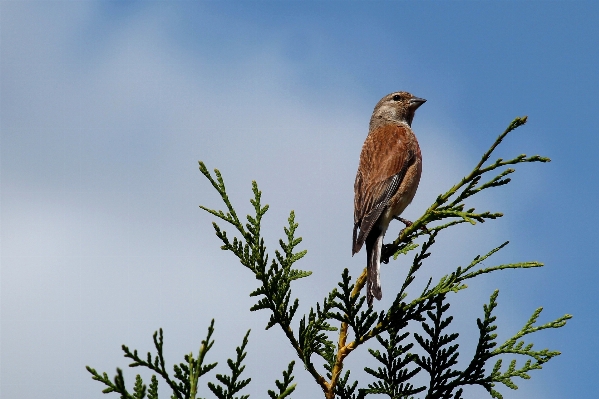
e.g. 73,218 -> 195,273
371,91 -> 426,128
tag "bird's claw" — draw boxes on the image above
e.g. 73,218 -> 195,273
381,245 -> 391,264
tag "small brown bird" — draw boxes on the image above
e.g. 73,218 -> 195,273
353,91 -> 425,306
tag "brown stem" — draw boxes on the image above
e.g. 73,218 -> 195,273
281,324 -> 329,394
324,269 -> 368,398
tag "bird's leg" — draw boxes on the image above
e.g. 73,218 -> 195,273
395,216 -> 413,239
394,216 -> 412,227
393,216 -> 430,234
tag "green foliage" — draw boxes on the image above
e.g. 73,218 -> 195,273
87,323 -> 297,399
335,370 -> 365,399
86,366 -> 139,399
87,320 -> 219,399
267,361 -> 297,399
149,376 -> 159,399
298,292 -> 337,374
364,327 -> 424,397
486,293 -> 570,398
361,291 -> 571,399
331,269 -> 380,342
198,165 -> 311,334
88,117 -> 571,399
414,296 -> 462,398
207,330 -> 251,399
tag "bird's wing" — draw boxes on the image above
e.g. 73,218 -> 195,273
353,124 -> 413,254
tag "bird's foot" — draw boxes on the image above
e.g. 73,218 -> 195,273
381,244 -> 391,264
394,216 -> 413,237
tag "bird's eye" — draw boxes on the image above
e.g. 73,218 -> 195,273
392,94 -> 401,101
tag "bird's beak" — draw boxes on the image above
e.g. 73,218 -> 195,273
409,97 -> 426,110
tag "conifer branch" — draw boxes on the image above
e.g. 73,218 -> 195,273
414,295 -> 461,398
199,163 -> 327,393
87,321 -> 218,399
364,327 -> 424,397
90,117 -> 570,399
148,376 -> 159,399
380,116 -> 550,264
188,320 -> 219,399
120,328 -> 182,398
86,366 -> 136,398
335,370 -> 365,399
485,305 -> 572,396
267,361 -> 297,399
208,330 -> 252,399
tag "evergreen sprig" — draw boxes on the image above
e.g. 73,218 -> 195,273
335,370 -> 365,399
325,240 -> 438,399
358,234 -> 437,347
198,164 -> 311,334
298,292 -> 338,377
87,321 -> 218,399
208,330 -> 252,399
183,320 -> 219,399
267,361 -> 297,399
362,290 -> 571,399
250,211 -> 311,331
148,376 -> 159,399
364,327 -> 424,398
483,292 -> 572,398
199,162 -> 330,390
414,296 -> 461,399
331,269 -> 379,342
393,240 -> 544,319
86,366 -> 137,399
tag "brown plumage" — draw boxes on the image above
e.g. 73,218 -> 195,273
353,91 -> 425,306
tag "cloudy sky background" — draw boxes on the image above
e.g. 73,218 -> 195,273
2,1 -> 598,398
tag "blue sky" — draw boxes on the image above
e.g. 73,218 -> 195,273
1,1 -> 598,398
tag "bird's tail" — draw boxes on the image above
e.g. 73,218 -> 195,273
365,230 -> 384,307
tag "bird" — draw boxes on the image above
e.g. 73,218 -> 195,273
353,91 -> 426,306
